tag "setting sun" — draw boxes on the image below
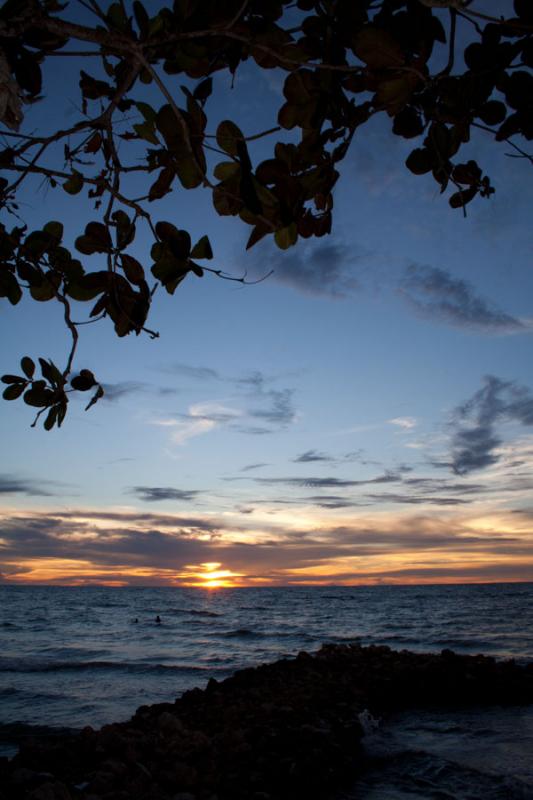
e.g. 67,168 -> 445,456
182,562 -> 244,589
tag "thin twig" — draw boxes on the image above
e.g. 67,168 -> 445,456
438,8 -> 456,77
471,121 -> 533,166
76,0 -> 108,23
35,49 -> 103,56
224,0 -> 249,30
134,51 -> 207,186
4,163 -> 155,218
203,266 -> 274,285
456,9 -> 483,35
460,7 -> 533,32
72,313 -> 107,325
55,290 -> 79,378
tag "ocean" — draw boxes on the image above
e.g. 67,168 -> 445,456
1,582 -> 532,798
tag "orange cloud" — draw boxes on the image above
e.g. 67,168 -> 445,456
1,505 -> 532,586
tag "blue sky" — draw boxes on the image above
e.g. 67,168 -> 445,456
1,0 -> 533,586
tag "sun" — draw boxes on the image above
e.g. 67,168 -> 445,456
184,562 -> 243,589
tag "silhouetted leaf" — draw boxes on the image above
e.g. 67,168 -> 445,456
246,224 -> 270,250
75,222 -> 113,254
71,369 -> 96,391
3,383 -> 24,400
112,210 -> 135,249
216,120 -> 244,156
190,235 -> 213,259
515,0 -> 533,21
84,132 -> 102,153
189,261 -> 204,277
66,272 -> 108,301
176,157 -> 203,189
406,148 -> 432,175
120,254 -> 145,284
23,385 -> 54,407
274,223 -> 297,249
133,121 -> 159,144
353,27 -> 405,69
214,162 -> 240,181
44,405 -> 58,430
133,1 -> 150,37
30,272 -> 61,302
41,361 -> 62,389
193,77 -> 212,103
21,356 -> 35,378
43,221 -> 63,242
63,171 -> 83,195
449,185 -> 477,208
14,51 -> 42,95
0,271 -> 22,305
85,384 -> 104,411
155,221 -> 179,241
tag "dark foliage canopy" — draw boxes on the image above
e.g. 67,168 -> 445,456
1,0 -> 532,428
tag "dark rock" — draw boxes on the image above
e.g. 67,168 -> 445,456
27,781 -> 71,800
3,645 -> 533,800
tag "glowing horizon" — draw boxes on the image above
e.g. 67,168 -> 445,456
1,499 -> 532,588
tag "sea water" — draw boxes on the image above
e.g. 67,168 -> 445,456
1,583 -> 532,797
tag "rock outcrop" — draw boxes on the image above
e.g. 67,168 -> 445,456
1,644 -> 532,800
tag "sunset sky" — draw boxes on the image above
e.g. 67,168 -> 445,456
1,1 -> 533,588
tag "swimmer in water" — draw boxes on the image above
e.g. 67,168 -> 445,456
155,615 -> 161,624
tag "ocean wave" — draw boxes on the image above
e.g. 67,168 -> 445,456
0,658 -> 221,675
357,742 -> 531,799
0,721 -> 81,742
168,608 -> 221,618
219,628 -> 265,639
324,634 -> 362,644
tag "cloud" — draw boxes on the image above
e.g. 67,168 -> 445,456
306,495 -> 363,509
235,371 -> 296,429
388,417 -> 417,430
400,265 -> 528,333
293,450 -> 333,463
450,376 -> 533,474
244,468 -> 492,507
100,382 -> 146,401
252,472 -> 400,489
1,507 -> 532,586
152,368 -> 298,443
247,241 -> 361,298
366,492 -> 470,506
248,388 -> 295,427
152,402 -> 242,445
0,475 -> 61,497
50,509 -> 220,531
404,477 -> 485,495
163,363 -> 221,381
240,463 -> 269,472
129,487 -> 202,503
152,413 -> 216,445
184,403 -> 242,424
235,425 -> 273,435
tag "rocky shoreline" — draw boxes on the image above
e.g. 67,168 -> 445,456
2,644 -> 533,800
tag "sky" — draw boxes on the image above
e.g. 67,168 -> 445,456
1,1 -> 533,588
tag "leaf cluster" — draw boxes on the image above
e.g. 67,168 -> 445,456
0,0 -> 532,427
2,356 -> 103,430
